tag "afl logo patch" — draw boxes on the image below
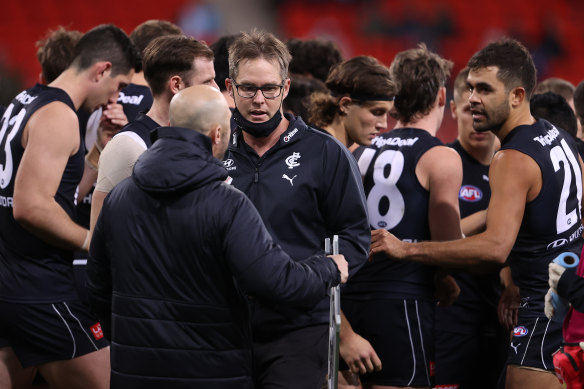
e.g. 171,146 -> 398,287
513,326 -> 528,337
459,185 -> 482,202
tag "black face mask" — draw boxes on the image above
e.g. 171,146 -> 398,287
232,107 -> 283,138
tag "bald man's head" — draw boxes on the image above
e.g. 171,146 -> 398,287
169,85 -> 232,159
169,85 -> 230,133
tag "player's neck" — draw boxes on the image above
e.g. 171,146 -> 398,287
395,104 -> 444,136
497,105 -> 536,142
325,117 -> 350,147
459,140 -> 495,165
130,72 -> 148,87
49,68 -> 89,111
147,97 -> 169,126
242,115 -> 289,158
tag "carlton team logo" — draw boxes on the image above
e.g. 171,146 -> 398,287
513,326 -> 528,337
459,185 -> 482,202
285,152 -> 301,169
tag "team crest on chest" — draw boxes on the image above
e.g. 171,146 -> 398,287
285,152 -> 301,169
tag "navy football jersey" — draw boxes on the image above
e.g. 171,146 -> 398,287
436,139 -> 500,333
0,84 -> 84,302
346,128 -> 442,299
118,83 -> 152,122
503,119 -> 584,316
450,140 -> 491,218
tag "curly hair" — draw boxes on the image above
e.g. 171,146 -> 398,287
36,26 -> 82,83
309,56 -> 393,128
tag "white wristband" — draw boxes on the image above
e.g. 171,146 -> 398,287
81,230 -> 91,251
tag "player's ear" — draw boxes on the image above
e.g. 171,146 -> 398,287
169,75 -> 183,95
450,99 -> 457,120
338,96 -> 352,115
437,86 -> 446,107
510,86 -> 526,108
94,62 -> 112,82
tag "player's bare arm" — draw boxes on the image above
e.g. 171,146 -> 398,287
339,310 -> 382,375
461,209 -> 488,236
419,145 -> 463,241
12,102 -> 89,251
419,145 -> 464,304
371,149 -> 540,268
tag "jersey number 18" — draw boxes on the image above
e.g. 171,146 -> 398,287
358,148 -> 405,230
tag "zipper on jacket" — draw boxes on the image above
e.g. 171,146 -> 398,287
254,167 -> 259,183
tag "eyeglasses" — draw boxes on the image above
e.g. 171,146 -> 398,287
231,80 -> 285,99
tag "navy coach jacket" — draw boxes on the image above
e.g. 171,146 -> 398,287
87,126 -> 341,389
225,115 -> 370,338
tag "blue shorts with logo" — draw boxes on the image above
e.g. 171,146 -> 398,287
507,314 -> 562,372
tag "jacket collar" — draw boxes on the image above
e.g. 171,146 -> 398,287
229,113 -> 309,151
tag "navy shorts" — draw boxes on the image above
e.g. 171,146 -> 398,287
0,300 -> 109,367
342,298 -> 434,387
434,329 -> 508,388
253,324 -> 329,389
507,315 -> 562,372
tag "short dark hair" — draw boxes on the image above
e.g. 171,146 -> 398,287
229,29 -> 291,81
467,38 -> 537,98
287,38 -> 343,83
452,67 -> 470,102
309,56 -> 394,128
390,44 -> 453,123
142,35 -> 213,96
210,34 -> 240,92
574,81 -> 584,125
72,24 -> 141,77
530,92 -> 578,138
284,75 -> 327,122
130,20 -> 182,73
36,26 -> 83,83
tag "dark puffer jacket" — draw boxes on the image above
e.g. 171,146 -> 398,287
87,127 -> 340,389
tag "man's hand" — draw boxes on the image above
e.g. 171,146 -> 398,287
435,272 -> 460,306
101,103 -> 128,128
549,262 -> 566,291
339,331 -> 382,374
329,254 -> 348,284
498,281 -> 520,330
370,229 -> 406,260
95,103 -> 128,150
544,288 -> 555,320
